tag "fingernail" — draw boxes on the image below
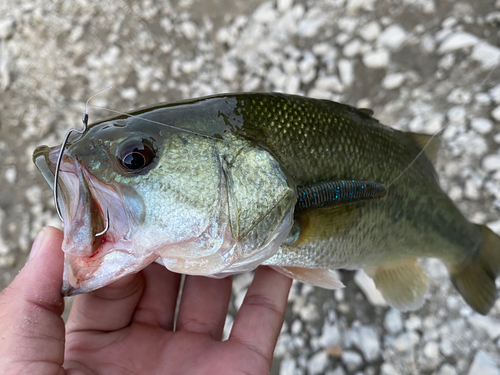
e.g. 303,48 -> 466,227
29,227 -> 48,261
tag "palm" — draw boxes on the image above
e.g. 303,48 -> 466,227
64,264 -> 289,375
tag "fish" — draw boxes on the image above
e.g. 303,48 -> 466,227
32,92 -> 500,315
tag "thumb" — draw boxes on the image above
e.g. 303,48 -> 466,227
0,226 -> 66,373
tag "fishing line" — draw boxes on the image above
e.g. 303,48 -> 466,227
386,63 -> 499,189
386,127 -> 444,189
87,104 -> 219,140
53,86 -> 112,231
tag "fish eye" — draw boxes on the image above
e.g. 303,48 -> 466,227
116,139 -> 156,173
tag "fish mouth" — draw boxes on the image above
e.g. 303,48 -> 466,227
34,146 -> 146,295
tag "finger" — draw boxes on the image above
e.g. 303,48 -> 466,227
229,267 -> 291,367
132,263 -> 182,330
66,271 -> 144,333
176,275 -> 232,340
0,227 -> 65,371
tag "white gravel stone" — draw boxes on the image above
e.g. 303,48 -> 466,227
471,41 -> 500,69
319,323 -> 342,348
329,366 -> 347,375
232,272 -> 253,295
342,350 -> 363,371
280,358 -> 297,374
0,17 -> 15,39
362,49 -> 389,69
0,236 -> 9,255
488,220 -> 500,234
482,154 -> 500,171
359,21 -> 381,42
299,303 -> 320,322
378,24 -> 407,50
347,0 -> 376,13
447,106 -> 467,124
447,88 -> 472,104
423,341 -> 441,364
465,178 -> 481,200
120,87 -> 138,100
382,73 -> 405,90
308,351 -> 329,375
222,314 -> 233,340
299,52 -> 317,84
490,84 -> 500,104
448,185 -> 463,201
475,92 -> 492,106
462,133 -> 489,157
291,319 -> 303,335
343,39 -> 363,57
277,0 -> 294,12
354,270 -> 387,306
438,32 -> 478,54
354,325 -> 380,361
405,316 -> 422,331
380,363 -> 399,375
4,166 -> 16,184
338,59 -> 354,87
221,58 -> 239,81
467,315 -> 500,340
384,308 -> 404,335
315,75 -> 344,93
253,2 -> 276,24
425,113 -> 445,133
492,106 -> 500,122
180,21 -> 197,40
470,118 -> 493,134
392,332 -> 417,353
468,351 -> 500,375
0,254 -> 15,267
440,338 -> 454,356
438,363 -> 457,375
298,8 -> 328,38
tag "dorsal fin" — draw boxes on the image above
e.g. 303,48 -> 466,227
358,108 -> 374,116
407,132 -> 441,165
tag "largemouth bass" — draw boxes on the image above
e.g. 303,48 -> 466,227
33,93 -> 500,315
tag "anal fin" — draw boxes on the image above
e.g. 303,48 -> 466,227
366,259 -> 428,311
270,266 -> 344,290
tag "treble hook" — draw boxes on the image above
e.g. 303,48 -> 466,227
53,87 -> 112,238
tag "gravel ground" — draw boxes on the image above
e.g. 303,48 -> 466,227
1,0 -> 500,374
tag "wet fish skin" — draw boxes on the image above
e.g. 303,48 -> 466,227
33,93 -> 500,314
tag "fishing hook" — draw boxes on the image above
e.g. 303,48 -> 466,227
53,86 -> 112,234
95,209 -> 110,237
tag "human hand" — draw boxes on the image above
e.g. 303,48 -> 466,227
0,227 -> 292,374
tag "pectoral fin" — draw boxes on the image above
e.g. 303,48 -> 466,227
270,266 -> 344,289
366,259 -> 428,311
293,204 -> 358,245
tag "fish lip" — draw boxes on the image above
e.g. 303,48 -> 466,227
61,248 -> 157,296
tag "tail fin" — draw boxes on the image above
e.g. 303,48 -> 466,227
451,225 -> 500,315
